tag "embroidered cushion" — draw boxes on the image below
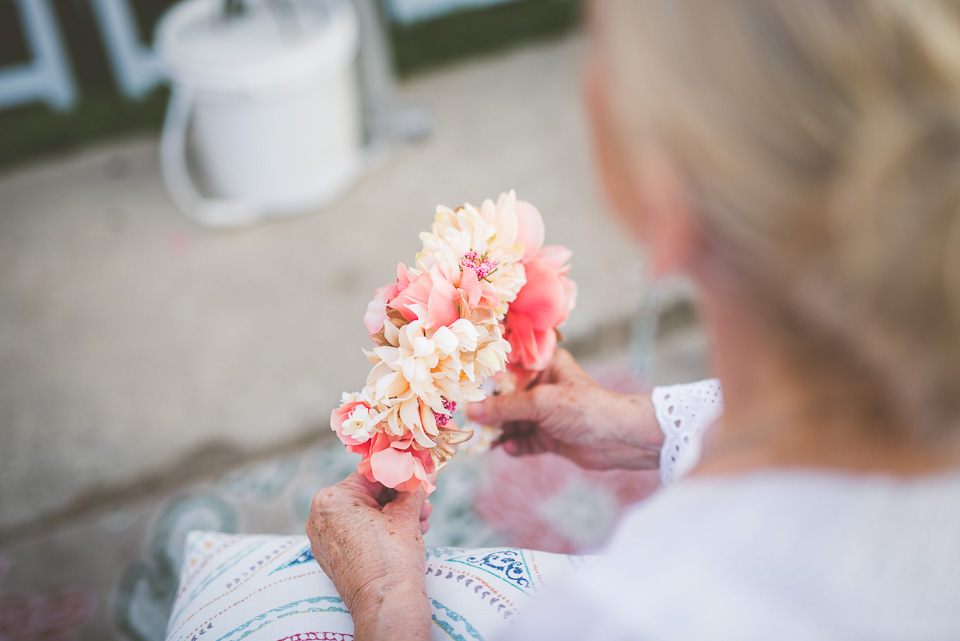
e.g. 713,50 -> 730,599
165,531 -> 591,641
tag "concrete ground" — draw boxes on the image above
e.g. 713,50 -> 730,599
0,34 -> 707,550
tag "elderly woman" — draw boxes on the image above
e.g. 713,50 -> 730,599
306,1 -> 960,638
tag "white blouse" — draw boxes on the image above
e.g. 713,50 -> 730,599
498,380 -> 960,641
651,378 -> 724,484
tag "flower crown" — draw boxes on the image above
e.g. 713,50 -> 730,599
331,191 -> 576,493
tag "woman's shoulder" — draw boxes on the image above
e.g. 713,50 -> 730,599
528,470 -> 960,640
608,469 -> 960,585
614,468 -> 960,547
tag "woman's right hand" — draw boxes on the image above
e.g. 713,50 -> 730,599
465,349 -> 664,471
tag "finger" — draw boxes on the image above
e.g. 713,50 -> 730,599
495,421 -> 547,454
502,438 -> 524,456
545,348 -> 591,384
503,433 -> 549,457
327,472 -> 383,509
382,485 -> 428,520
493,421 -> 524,444
467,387 -> 548,424
513,369 -> 541,392
420,518 -> 430,535
339,471 -> 384,495
531,422 -> 558,449
420,500 -> 433,521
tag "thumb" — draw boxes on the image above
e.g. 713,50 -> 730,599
382,485 -> 428,520
546,348 -> 591,384
467,388 -> 548,424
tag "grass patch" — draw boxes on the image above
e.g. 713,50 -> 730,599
390,0 -> 582,77
0,88 -> 170,171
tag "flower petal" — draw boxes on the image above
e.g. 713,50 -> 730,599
516,200 -> 545,259
426,269 -> 460,328
390,271 -> 432,322
510,258 -> 567,330
536,244 -> 573,272
363,286 -> 390,335
369,447 -> 416,489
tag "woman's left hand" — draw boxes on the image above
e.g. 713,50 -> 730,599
306,472 -> 433,640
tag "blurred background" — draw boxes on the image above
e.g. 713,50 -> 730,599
0,1 -> 708,639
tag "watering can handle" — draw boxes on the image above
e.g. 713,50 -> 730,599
160,87 -> 266,227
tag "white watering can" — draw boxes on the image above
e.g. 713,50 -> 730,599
156,0 -> 361,227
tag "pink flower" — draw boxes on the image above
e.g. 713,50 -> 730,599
357,432 -> 437,494
455,266 -> 501,312
390,266 -> 461,328
363,263 -> 416,334
515,200 -> 546,260
363,287 -> 393,335
503,245 -> 577,372
333,401 -> 437,493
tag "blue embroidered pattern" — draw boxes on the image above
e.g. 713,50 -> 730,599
269,545 -> 315,575
171,538 -> 272,625
429,598 -> 485,641
213,596 -> 349,641
448,549 -> 533,593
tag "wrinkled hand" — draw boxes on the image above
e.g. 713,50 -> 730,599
306,472 -> 432,640
467,349 -> 664,470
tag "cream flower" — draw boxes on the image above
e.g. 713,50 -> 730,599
363,313 -> 505,424
341,404 -> 383,443
414,192 -> 529,316
448,318 -> 479,351
368,321 -> 458,413
474,324 -> 511,380
340,389 -> 375,406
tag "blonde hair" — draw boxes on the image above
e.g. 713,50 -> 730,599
600,0 -> 960,440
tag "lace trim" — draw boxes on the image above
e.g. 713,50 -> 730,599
652,379 -> 724,484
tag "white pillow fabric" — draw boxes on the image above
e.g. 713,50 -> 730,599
165,531 -> 593,641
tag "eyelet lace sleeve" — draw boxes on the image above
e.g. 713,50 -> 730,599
652,379 -> 724,484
